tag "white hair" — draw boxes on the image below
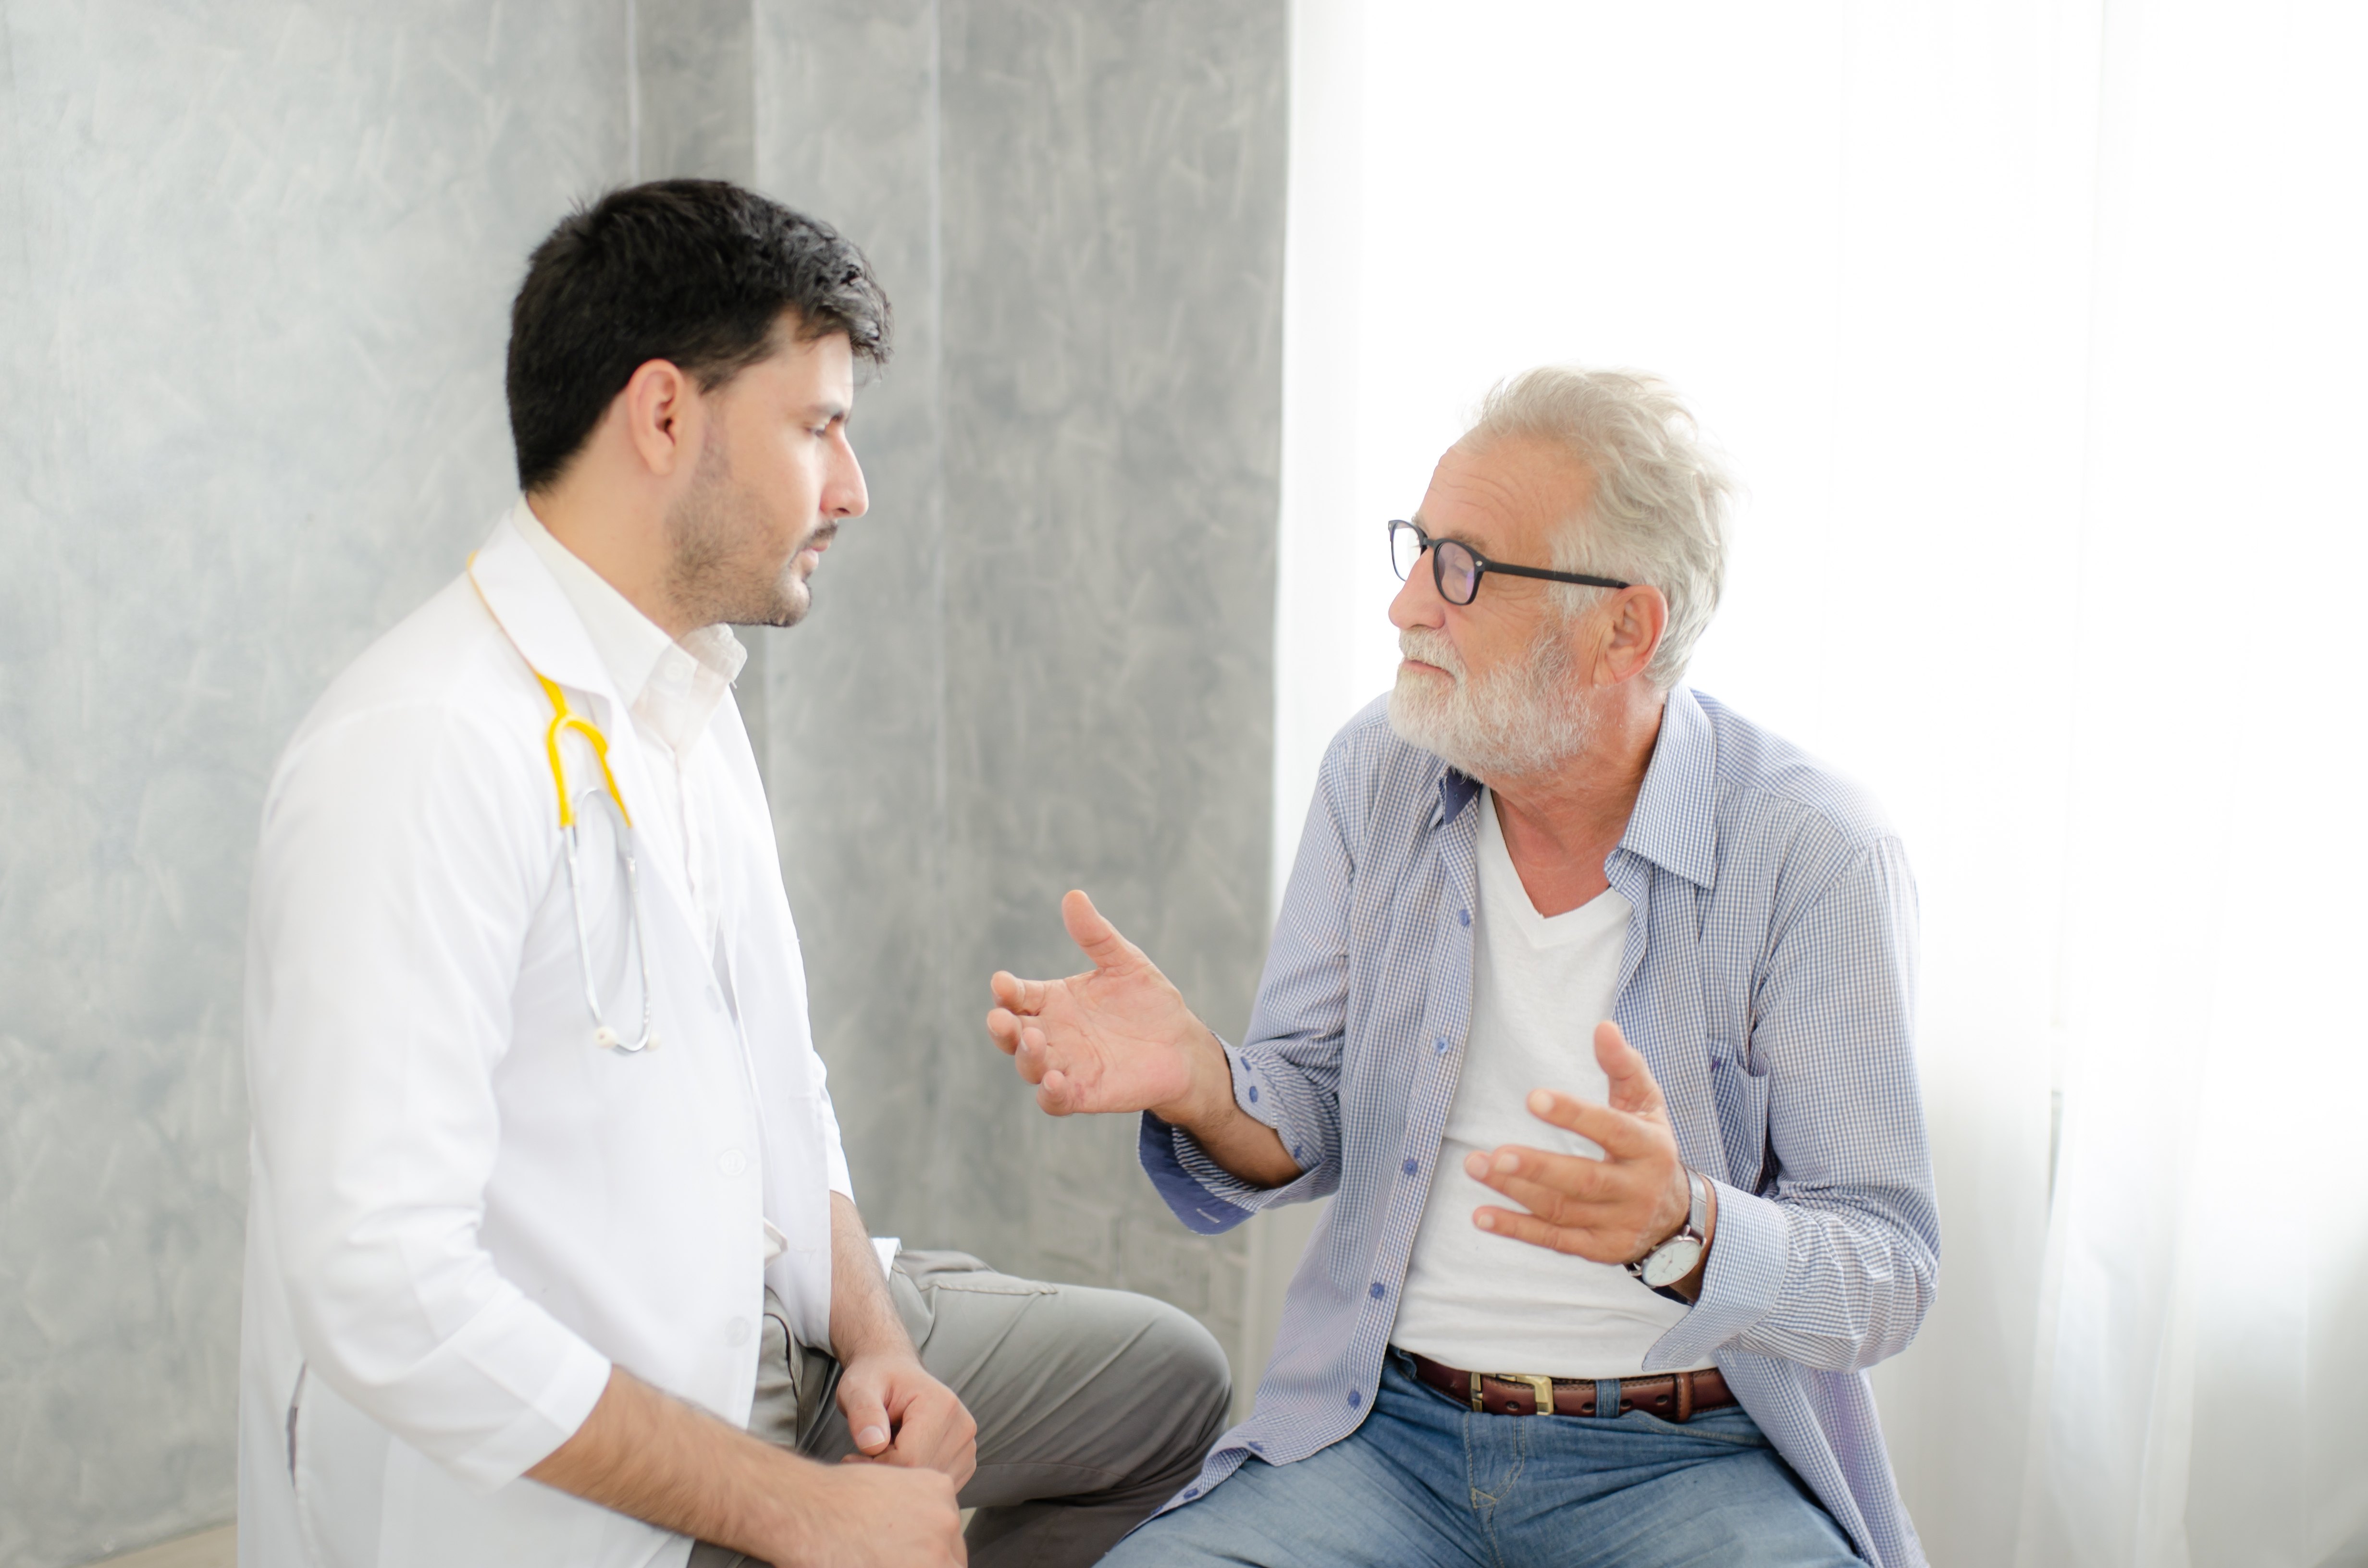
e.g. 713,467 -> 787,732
1465,367 -> 1736,690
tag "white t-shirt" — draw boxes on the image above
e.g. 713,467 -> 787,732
1390,791 -> 1707,1378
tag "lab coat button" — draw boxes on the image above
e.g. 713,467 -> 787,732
724,1317 -> 751,1347
717,1148 -> 748,1177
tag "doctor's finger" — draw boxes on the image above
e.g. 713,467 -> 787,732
985,1006 -> 1026,1055
837,1384 -> 894,1457
884,1393 -> 977,1485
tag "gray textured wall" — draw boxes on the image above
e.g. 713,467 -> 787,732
0,5 -> 632,1562
753,0 -> 1288,1375
0,3 -> 1285,1563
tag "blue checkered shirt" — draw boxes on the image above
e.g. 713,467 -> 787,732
1139,687 -> 1937,1568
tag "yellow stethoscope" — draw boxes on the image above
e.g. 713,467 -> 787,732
537,674 -> 659,1052
471,557 -> 657,1052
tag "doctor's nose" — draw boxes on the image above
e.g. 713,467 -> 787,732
826,433 -> 869,521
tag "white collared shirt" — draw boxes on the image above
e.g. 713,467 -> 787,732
512,499 -> 745,969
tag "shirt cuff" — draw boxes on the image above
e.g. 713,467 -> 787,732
1639,1179 -> 1788,1372
1138,1114 -> 1261,1233
1135,1034 -> 1338,1232
1222,1041 -> 1336,1175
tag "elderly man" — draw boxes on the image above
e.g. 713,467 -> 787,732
987,367 -> 1937,1567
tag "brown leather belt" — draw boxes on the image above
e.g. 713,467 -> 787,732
1406,1350 -> 1736,1423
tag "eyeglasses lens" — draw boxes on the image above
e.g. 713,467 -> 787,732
1436,540 -> 1479,605
1390,521 -> 1422,582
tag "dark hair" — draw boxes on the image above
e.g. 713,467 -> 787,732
506,180 -> 892,492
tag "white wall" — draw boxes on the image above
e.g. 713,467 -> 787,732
1271,2 -> 2368,1562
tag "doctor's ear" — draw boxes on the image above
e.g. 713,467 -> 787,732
617,357 -> 701,478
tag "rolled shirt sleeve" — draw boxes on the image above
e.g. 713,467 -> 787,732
1141,1039 -> 1342,1230
807,1049 -> 856,1203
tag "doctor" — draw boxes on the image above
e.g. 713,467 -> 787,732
238,181 -> 1229,1568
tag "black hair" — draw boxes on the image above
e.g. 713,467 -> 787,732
506,180 -> 892,493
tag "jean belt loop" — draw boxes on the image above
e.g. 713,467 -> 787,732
1595,1378 -> 1624,1419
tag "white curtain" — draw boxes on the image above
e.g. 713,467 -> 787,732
1270,3 -> 2368,1563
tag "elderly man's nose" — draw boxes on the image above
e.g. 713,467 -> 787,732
1391,563 -> 1443,629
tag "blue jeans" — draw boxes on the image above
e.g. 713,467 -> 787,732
1104,1350 -> 1860,1568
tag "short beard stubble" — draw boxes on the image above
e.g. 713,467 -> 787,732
661,422 -> 826,630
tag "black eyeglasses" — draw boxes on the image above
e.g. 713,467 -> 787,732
1388,519 -> 1630,607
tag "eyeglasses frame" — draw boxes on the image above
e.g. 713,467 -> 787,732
1387,518 -> 1631,606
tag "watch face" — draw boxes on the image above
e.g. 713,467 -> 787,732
1641,1236 -> 1704,1288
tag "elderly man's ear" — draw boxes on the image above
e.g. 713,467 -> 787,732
1591,585 -> 1669,687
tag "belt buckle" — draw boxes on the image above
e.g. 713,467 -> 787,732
1515,1372 -> 1558,1417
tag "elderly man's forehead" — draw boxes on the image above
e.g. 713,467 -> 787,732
1418,435 -> 1596,543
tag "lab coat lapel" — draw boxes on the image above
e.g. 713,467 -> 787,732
465,517 -> 707,949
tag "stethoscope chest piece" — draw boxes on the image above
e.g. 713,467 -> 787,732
561,795 -> 659,1054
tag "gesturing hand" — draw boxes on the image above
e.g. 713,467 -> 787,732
1465,1020 -> 1701,1268
986,890 -> 1218,1122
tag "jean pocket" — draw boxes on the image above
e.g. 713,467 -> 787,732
1618,1402 -> 1770,1448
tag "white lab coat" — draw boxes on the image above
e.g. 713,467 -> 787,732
236,516 -> 848,1568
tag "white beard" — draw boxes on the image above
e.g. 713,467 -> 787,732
1386,623 -> 1595,780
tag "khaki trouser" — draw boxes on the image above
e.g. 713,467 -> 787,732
689,1250 -> 1233,1568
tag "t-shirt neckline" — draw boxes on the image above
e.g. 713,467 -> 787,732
1479,788 -> 1632,951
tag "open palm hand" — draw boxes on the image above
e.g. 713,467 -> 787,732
986,890 -> 1212,1119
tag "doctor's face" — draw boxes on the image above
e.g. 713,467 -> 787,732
662,320 -> 869,629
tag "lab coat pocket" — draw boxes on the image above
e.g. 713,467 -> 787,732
289,1369 -> 390,1568
1704,1036 -> 1772,1195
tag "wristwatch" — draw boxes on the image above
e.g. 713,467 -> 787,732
1625,1168 -> 1710,1302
